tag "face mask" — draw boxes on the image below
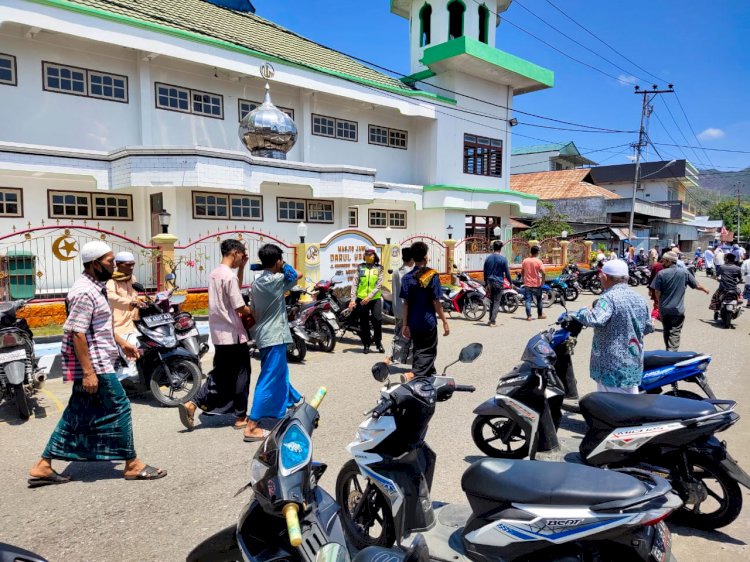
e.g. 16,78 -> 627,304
365,255 -> 375,265
93,260 -> 113,282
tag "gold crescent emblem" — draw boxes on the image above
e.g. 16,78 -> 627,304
52,235 -> 78,261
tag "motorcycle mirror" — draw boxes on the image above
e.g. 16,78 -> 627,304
171,295 -> 186,305
372,362 -> 390,383
165,273 -> 176,282
459,343 -> 483,363
314,544 -> 350,562
132,282 -> 146,293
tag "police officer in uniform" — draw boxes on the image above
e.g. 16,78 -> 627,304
348,246 -> 384,354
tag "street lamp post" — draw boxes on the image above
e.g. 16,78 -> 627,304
493,225 -> 502,240
385,226 -> 392,244
157,210 -> 171,234
446,225 -> 454,240
296,221 -> 307,243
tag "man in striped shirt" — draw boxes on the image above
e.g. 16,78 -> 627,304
28,241 -> 167,487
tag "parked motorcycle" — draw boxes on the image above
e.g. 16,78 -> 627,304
187,388 -> 347,562
164,274 -> 209,360
0,300 -> 45,419
628,263 -> 647,287
242,288 -> 309,363
498,278 -> 523,314
336,345 -> 682,561
512,277 -> 554,308
564,263 -> 603,295
440,271 -> 487,321
126,282 -> 203,406
548,275 -> 573,304
286,287 -> 338,352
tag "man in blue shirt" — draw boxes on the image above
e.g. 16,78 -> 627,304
483,240 -> 512,327
400,241 -> 450,378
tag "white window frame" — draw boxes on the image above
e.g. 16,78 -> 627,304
0,54 -> 17,86
312,114 -> 336,138
156,83 -> 222,119
368,125 -> 389,146
156,83 -> 190,113
307,200 -> 334,224
368,209 -> 388,228
336,119 -> 358,141
92,193 -> 133,220
313,113 -> 358,142
388,128 -> 408,149
191,89 -> 224,119
43,62 -> 86,96
348,207 -> 358,227
369,209 -> 407,229
238,99 -> 294,121
0,187 -> 22,217
369,124 -> 408,149
229,194 -> 263,221
192,191 -> 229,219
277,198 -> 307,222
87,70 -> 128,103
388,210 -> 407,228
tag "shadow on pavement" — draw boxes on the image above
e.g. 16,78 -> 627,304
670,524 -> 747,546
58,461 -> 124,482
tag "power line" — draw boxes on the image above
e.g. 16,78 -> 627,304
509,142 -> 632,169
657,97 -> 709,167
542,0 -> 669,85
674,92 -> 718,169
652,143 -> 750,155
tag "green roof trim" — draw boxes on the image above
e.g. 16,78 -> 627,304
423,184 -> 539,200
421,36 -> 554,89
401,68 -> 437,86
30,0 -> 456,104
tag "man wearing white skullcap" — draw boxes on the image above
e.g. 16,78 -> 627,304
108,250 -> 144,380
574,259 -> 654,394
29,241 -> 166,486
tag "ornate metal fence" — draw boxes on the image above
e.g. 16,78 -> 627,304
508,237 -> 531,266
538,237 -> 563,265
399,235 -> 447,274
455,237 -> 492,272
174,230 -> 296,290
567,239 -> 587,265
0,224 -> 159,300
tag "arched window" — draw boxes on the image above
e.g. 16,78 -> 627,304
419,4 -> 432,46
448,0 -> 465,40
478,4 -> 490,44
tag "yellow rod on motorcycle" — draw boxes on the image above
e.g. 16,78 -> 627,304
310,387 -> 327,410
283,503 -> 302,547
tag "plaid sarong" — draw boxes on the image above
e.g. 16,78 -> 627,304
42,374 -> 135,461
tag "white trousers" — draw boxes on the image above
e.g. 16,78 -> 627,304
115,332 -> 139,381
596,382 -> 639,394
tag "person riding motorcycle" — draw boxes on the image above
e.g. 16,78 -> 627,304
349,246 -> 384,354
709,252 -> 743,317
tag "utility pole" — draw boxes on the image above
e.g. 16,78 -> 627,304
737,182 -> 743,245
629,85 -> 675,246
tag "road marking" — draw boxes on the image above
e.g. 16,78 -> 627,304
39,387 -> 65,413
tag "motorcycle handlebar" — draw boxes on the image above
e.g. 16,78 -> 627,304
454,384 -> 476,392
309,387 -> 327,410
282,503 -> 302,547
371,400 -> 391,418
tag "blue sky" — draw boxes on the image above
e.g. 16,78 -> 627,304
254,0 -> 748,173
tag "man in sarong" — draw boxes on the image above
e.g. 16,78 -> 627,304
28,241 -> 166,487
243,244 -> 303,442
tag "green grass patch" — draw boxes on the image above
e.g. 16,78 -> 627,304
33,323 -> 65,337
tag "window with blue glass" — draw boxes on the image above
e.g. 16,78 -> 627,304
44,62 -> 86,95
43,62 -> 129,103
89,71 -> 128,102
0,54 -> 16,86
156,82 -> 223,119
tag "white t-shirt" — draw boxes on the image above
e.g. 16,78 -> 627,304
742,258 -> 750,284
715,249 -> 725,266
704,249 -> 714,268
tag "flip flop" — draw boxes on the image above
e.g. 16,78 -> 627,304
233,418 -> 248,430
243,429 -> 270,443
28,471 -> 71,488
124,465 -> 167,481
178,403 -> 194,431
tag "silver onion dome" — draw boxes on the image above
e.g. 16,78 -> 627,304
238,84 -> 297,159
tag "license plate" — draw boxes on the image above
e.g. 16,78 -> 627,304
650,521 -> 671,562
323,311 -> 336,320
143,313 -> 173,327
177,328 -> 199,340
0,348 -> 26,362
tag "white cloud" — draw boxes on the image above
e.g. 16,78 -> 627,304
698,127 -> 725,141
617,74 -> 639,87
626,155 -> 637,162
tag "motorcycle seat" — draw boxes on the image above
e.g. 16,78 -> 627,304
643,350 -> 699,369
580,393 -> 715,427
462,459 -> 646,506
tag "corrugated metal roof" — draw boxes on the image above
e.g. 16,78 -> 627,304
511,142 -> 570,156
55,0 -> 415,94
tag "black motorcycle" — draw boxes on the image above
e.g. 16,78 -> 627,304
124,283 -> 203,406
187,388 -> 348,562
564,263 -> 603,295
0,300 -> 45,419
286,287 -> 338,352
716,292 -> 743,329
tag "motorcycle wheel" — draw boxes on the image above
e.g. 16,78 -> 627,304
149,360 -> 202,407
628,276 -> 639,287
186,524 -> 241,562
721,309 -> 732,329
639,275 -> 650,286
471,415 -> 529,458
317,322 -> 336,353
336,459 -> 396,550
14,383 -> 31,420
500,293 -> 519,314
463,296 -> 487,321
542,289 -> 554,308
564,287 -> 579,301
672,452 -> 742,529
589,279 -> 604,295
287,335 -> 307,363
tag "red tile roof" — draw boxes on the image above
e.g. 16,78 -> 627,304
510,169 -> 620,200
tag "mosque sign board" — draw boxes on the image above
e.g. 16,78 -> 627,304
319,229 -> 382,284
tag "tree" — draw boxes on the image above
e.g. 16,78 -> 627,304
521,201 -> 571,240
708,200 -> 750,241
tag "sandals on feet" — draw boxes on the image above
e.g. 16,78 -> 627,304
124,465 -> 167,481
28,470 -> 71,488
178,403 -> 195,431
243,429 -> 270,443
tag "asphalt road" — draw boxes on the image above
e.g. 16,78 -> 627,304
1,277 -> 748,561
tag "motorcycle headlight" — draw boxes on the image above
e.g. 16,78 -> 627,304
279,423 -> 312,476
249,458 -> 269,485
355,427 -> 385,443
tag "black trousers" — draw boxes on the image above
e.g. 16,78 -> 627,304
661,314 -> 685,352
357,298 -> 383,347
487,279 -> 503,323
193,343 -> 250,418
411,326 -> 438,378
